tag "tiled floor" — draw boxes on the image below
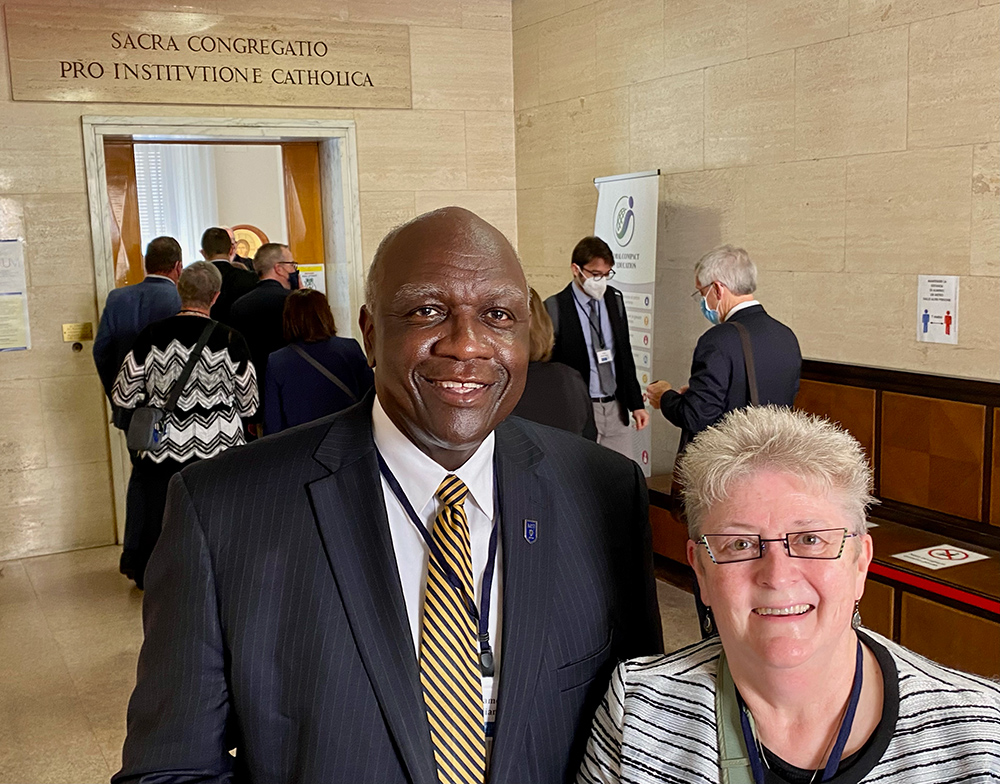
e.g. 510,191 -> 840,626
0,545 -> 700,783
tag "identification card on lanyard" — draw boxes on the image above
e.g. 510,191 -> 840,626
595,348 -> 613,364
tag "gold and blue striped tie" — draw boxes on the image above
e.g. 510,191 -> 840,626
420,475 -> 486,784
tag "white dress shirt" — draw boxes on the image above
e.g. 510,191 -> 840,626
371,397 -> 503,706
723,299 -> 760,321
571,282 -> 617,397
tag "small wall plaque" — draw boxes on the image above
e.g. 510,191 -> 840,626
62,322 -> 94,342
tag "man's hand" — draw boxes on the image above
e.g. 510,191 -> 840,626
632,409 -> 649,430
644,380 -> 672,410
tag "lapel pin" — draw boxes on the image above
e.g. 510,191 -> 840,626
523,519 -> 537,544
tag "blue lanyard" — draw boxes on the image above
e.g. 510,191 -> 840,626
375,450 -> 499,677
737,639 -> 864,783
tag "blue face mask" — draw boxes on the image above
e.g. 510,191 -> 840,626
701,296 -> 720,325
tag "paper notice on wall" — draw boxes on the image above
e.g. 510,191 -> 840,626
892,544 -> 989,571
916,275 -> 958,344
298,264 -> 326,294
0,239 -> 30,351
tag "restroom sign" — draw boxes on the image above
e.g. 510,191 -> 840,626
892,544 -> 988,571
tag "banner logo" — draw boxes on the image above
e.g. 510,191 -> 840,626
614,195 -> 635,247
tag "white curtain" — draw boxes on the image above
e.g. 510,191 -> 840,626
135,144 -> 219,267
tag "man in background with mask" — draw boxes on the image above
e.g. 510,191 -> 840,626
646,244 -> 801,455
230,242 -> 299,435
545,236 -> 648,460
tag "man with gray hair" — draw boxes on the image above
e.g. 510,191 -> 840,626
646,244 -> 801,455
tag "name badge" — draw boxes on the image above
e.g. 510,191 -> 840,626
596,349 -> 613,364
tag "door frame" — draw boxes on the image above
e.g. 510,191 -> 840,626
82,115 -> 364,543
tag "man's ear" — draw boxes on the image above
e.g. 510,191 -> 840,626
359,305 -> 376,368
200,249 -> 208,260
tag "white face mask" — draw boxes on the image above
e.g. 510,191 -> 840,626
581,274 -> 608,300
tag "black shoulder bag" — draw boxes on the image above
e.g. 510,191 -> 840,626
731,321 -> 760,405
126,321 -> 216,452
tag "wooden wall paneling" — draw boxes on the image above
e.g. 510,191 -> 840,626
992,410 -> 1000,527
900,593 -> 1000,679
281,142 -> 325,271
859,578 -> 894,639
880,392 -> 986,521
650,506 -> 689,564
102,140 -> 144,288
795,380 -> 877,464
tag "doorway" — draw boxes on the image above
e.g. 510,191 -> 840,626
83,116 -> 364,542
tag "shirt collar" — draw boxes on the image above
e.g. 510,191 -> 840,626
372,395 -> 495,519
145,274 -> 175,284
724,299 -> 760,320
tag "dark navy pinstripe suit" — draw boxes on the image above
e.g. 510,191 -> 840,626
114,394 -> 662,784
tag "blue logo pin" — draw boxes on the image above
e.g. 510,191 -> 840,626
524,520 -> 537,544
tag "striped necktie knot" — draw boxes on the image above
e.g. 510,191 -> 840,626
436,475 -> 469,508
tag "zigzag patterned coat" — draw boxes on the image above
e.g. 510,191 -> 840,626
112,315 -> 258,464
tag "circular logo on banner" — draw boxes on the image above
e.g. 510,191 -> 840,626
614,196 -> 635,247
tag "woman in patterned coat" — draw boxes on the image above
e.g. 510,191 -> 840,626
113,261 -> 257,589
578,406 -> 1000,784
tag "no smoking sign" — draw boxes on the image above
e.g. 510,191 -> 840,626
893,544 -> 989,571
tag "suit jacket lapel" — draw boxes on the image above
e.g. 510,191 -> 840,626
488,420 -> 553,782
308,401 -> 436,784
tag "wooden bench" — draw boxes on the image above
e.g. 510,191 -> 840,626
647,360 -> 1000,679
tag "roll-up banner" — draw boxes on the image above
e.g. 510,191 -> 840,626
593,170 -> 659,476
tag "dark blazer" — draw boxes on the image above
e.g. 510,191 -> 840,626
209,261 -> 258,327
264,337 -> 375,434
511,361 -> 597,441
93,276 -> 181,397
661,303 -> 801,452
114,396 -> 662,784
546,284 -> 644,425
229,280 -> 292,383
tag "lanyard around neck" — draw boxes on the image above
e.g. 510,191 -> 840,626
736,639 -> 864,784
376,450 -> 499,677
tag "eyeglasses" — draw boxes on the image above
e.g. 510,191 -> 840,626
278,261 -> 299,271
690,282 -> 715,301
699,528 -> 859,564
578,265 -> 615,281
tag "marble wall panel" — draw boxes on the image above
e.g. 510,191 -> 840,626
786,271 -> 909,367
22,194 -> 95,288
461,0 -> 511,30
218,0 -> 349,19
414,190 -> 518,246
0,380 -> 47,473
0,196 -> 25,238
359,191 -> 416,269
0,461 -> 115,561
745,158 -> 847,273
660,168 -> 746,270
747,0 -> 848,56
629,70 -> 704,175
513,24 -> 540,111
594,0 -> 664,92
846,147 -> 973,275
348,0 -> 462,26
0,104 -> 88,194
537,5 -> 596,106
663,0 -> 747,76
512,0 -> 566,30
908,6 -> 1000,148
411,27 -> 513,111
466,111 -> 516,190
971,144 -> 1000,277
566,88 -> 631,184
705,51 -> 795,168
39,377 -> 108,470
355,110 -> 467,191
515,183 -> 597,271
849,0 -> 977,32
795,27 -> 908,158
515,101 -> 570,190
